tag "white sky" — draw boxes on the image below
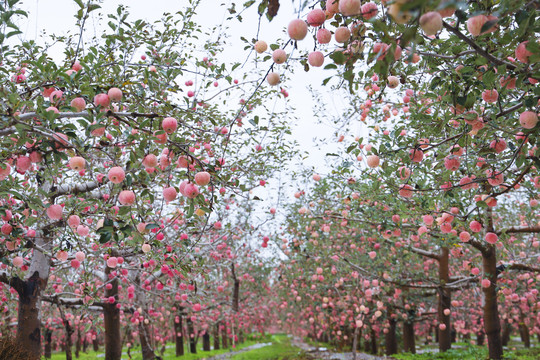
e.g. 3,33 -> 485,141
14,0 -> 369,255
16,0 -> 362,173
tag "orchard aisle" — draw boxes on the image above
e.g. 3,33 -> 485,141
291,337 -> 388,360
204,342 -> 272,359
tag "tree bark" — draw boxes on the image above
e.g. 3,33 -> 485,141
202,332 -> 211,351
213,323 -> 220,350
62,314 -> 73,360
231,264 -> 240,313
477,330 -> 485,346
385,318 -> 397,355
482,245 -> 503,359
222,322 -> 229,348
76,326 -> 81,358
139,322 -> 156,360
103,267 -> 122,360
438,247 -> 452,352
44,327 -> 52,359
501,320 -> 511,346
187,317 -> 197,354
403,320 -> 416,354
518,320 -> 530,348
352,326 -> 359,360
370,328 -> 377,355
174,310 -> 184,356
92,335 -> 99,352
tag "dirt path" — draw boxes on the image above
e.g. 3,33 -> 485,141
203,342 -> 272,359
291,337 -> 390,360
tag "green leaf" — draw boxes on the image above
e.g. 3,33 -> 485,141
187,201 -> 194,218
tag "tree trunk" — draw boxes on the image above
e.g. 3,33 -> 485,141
187,317 -> 197,354
518,321 -> 530,348
213,323 -> 220,350
202,332 -> 211,351
438,247 -> 452,352
501,320 -> 511,346
174,311 -> 184,356
44,328 -> 52,359
232,264 -> 240,313
477,330 -> 485,346
352,326 -> 359,360
370,328 -> 377,355
62,315 -> 73,360
139,322 -> 156,360
103,267 -> 122,360
222,322 -> 229,348
82,335 -> 87,353
92,335 -> 99,352
75,326 -> 81,358
403,320 -> 416,354
482,245 -> 503,359
385,318 -> 397,355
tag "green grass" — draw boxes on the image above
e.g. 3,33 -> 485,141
391,345 -> 540,360
231,334 -> 309,360
47,335 -> 268,360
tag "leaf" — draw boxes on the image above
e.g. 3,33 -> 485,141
88,4 -> 101,12
267,0 -> 280,20
145,223 -> 160,230
187,201 -> 194,218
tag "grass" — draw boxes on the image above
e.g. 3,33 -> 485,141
231,334 -> 310,360
391,345 -> 540,360
47,335 -> 268,360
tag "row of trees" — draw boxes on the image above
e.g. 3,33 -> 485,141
0,0 -> 292,359
259,0 -> 538,359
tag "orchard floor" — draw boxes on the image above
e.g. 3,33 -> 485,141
47,335 -> 540,360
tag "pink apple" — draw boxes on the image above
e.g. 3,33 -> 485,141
419,11 -> 442,36
519,111 -> 538,129
12,256 -> 24,268
70,97 -> 86,112
107,88 -> 122,102
307,9 -> 326,27
272,49 -> 287,64
335,27 -> 351,43
361,2 -> 378,20
339,0 -> 361,16
162,117 -> 178,134
308,51 -> 325,67
288,19 -> 308,40
254,40 -> 268,53
267,72 -> 280,86
47,204 -> 63,220
316,28 -> 332,44
163,187 -> 177,203
69,156 -> 85,171
515,41 -> 532,63
118,190 -> 135,206
108,167 -> 125,183
93,93 -> 110,107
194,171 -> 211,186
366,155 -> 380,168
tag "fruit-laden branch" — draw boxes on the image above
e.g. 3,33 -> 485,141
409,246 -> 440,260
498,225 -> 540,235
51,179 -> 107,198
0,271 -> 25,294
465,238 -> 489,254
492,163 -> 533,198
442,21 -> 538,80
416,49 -> 476,60
42,294 -> 106,309
502,263 -> 540,273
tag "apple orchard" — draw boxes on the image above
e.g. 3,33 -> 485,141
0,1 -> 538,360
